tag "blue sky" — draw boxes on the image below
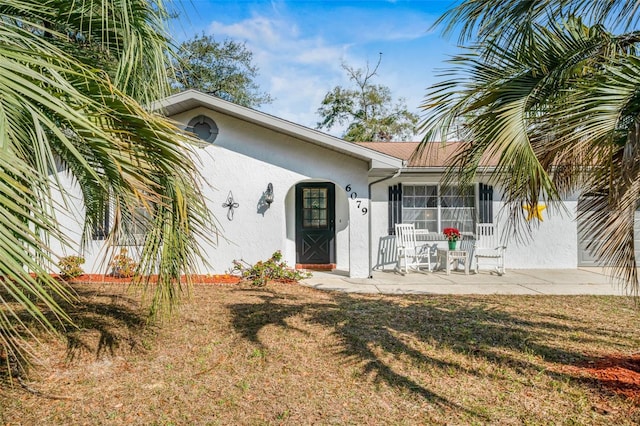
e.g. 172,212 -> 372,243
171,1 -> 460,137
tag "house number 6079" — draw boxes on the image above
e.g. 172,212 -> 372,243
345,184 -> 368,215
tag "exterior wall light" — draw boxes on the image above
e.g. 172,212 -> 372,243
265,183 -> 274,205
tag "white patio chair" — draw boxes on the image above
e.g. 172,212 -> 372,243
474,223 -> 506,275
395,224 -> 434,274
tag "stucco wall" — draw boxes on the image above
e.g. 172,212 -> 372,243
370,175 -> 581,270
56,105 -> 373,278
496,189 -> 579,269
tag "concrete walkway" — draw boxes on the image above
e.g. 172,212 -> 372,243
300,268 -> 629,295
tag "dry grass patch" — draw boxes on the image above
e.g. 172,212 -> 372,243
1,282 -> 640,424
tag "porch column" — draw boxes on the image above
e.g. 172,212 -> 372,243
348,183 -> 370,278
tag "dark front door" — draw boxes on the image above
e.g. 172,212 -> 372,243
296,182 -> 335,264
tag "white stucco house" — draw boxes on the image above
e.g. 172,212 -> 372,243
57,90 -> 635,278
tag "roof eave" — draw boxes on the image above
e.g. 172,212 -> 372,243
403,166 -> 497,173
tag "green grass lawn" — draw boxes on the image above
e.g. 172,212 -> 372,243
1,282 -> 639,425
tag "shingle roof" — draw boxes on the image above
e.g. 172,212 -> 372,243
355,142 -> 498,168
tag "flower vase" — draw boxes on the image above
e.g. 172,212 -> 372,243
448,240 -> 458,250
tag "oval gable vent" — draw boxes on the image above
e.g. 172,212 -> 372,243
187,115 -> 219,144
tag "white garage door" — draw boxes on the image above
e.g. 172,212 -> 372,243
577,201 -> 640,266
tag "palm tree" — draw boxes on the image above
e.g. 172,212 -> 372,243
420,1 -> 640,293
0,1 -> 213,368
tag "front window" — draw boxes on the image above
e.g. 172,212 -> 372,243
92,199 -> 150,245
402,185 -> 437,231
121,204 -> 150,245
401,184 -> 475,233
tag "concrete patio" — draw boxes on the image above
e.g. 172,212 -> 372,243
300,267 -> 630,295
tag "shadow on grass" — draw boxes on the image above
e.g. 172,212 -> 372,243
62,286 -> 152,362
0,283 -> 150,371
227,289 -> 486,419
228,288 -> 327,345
226,287 -> 636,421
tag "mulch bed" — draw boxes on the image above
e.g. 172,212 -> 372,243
560,353 -> 640,404
66,273 -> 242,285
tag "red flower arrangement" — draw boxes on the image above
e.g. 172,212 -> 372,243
443,227 -> 461,242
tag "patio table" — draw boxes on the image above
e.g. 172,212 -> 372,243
436,248 -> 469,275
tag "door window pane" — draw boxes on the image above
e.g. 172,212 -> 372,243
303,188 -> 328,228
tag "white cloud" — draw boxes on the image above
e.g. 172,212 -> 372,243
209,15 -> 286,46
294,44 -> 349,66
266,69 -> 341,131
199,3 -> 446,133
205,13 -> 354,129
209,15 -> 346,68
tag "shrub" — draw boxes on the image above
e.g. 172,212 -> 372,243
231,251 -> 311,286
58,255 -> 85,279
109,248 -> 138,278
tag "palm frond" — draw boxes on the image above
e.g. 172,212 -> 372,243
0,0 -> 215,371
436,0 -> 640,44
424,4 -> 640,292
